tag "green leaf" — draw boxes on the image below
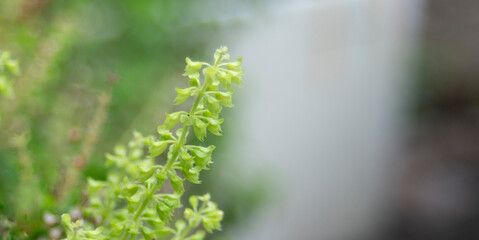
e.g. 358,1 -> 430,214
149,141 -> 168,157
193,118 -> 207,141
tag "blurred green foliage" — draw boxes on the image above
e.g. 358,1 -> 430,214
0,0 -> 265,238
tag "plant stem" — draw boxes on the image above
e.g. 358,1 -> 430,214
125,78 -> 208,236
178,224 -> 194,240
178,200 -> 207,240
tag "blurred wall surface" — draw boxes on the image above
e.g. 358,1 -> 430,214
218,0 -> 424,239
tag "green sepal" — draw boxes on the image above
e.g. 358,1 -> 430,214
203,67 -> 216,85
168,170 -> 185,194
214,91 -> 233,107
175,220 -> 186,234
218,71 -> 232,90
155,194 -> 181,223
87,177 -> 104,191
186,230 -> 206,240
193,118 -> 207,141
205,94 -> 221,114
140,226 -> 155,240
180,151 -> 200,183
138,164 -> 155,182
85,227 -> 105,239
189,145 -> 215,169
174,87 -> 195,105
205,117 -> 223,126
230,70 -> 244,86
156,170 -> 168,181
188,73 -> 201,87
206,80 -> 219,92
180,114 -> 193,126
120,178 -> 140,198
226,57 -> 242,71
148,140 -> 169,157
128,222 -> 140,235
163,112 -> 181,129
184,57 -> 203,76
189,195 -> 198,210
182,167 -> 201,184
207,122 -> 222,136
190,145 -> 215,159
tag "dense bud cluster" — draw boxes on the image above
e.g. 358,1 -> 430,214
61,47 -> 244,240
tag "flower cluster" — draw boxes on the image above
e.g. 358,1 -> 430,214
61,47 -> 243,240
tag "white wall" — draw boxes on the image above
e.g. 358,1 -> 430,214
216,0 -> 423,239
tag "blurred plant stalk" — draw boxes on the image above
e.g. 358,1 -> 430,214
55,74 -> 117,205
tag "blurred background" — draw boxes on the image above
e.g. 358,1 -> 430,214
1,0 -> 479,239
